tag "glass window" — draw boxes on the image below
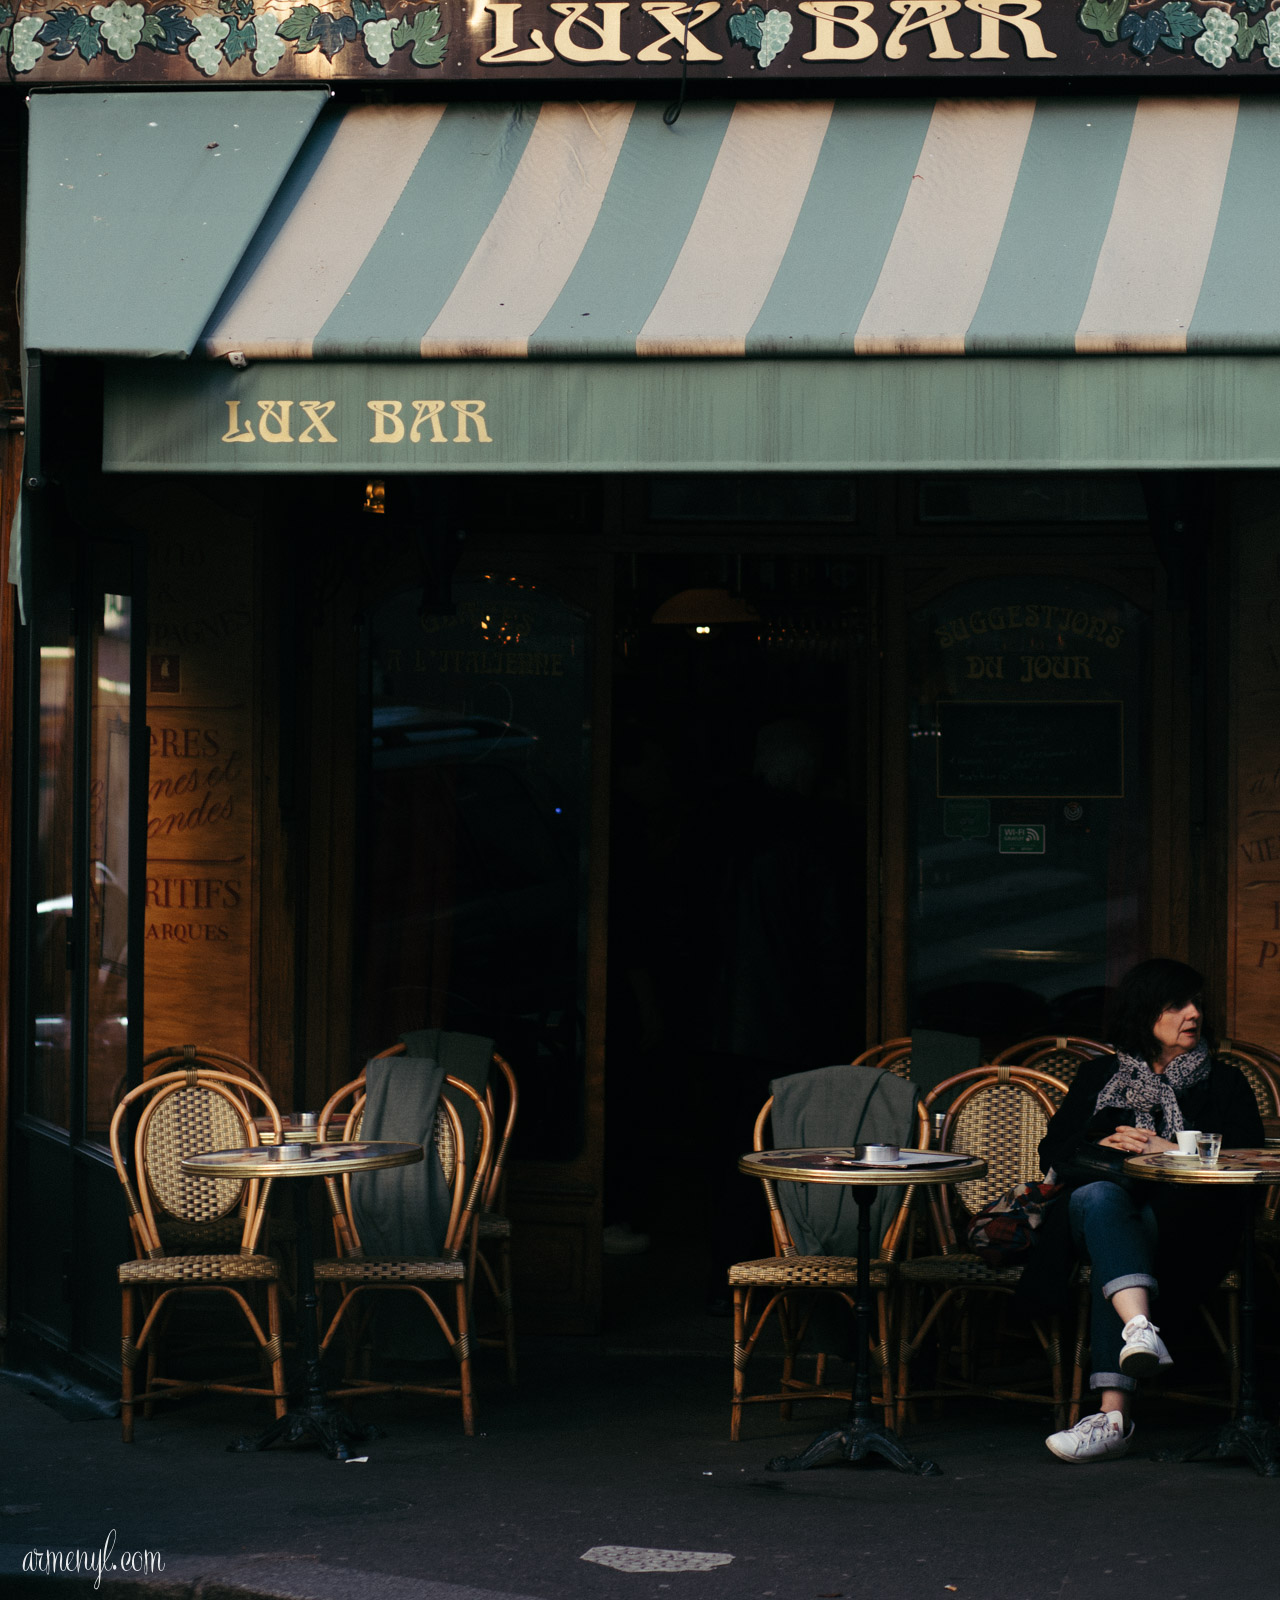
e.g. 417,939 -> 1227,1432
906,578 -> 1148,1047
918,476 -> 1146,525
649,476 -> 856,523
31,621 -> 75,1129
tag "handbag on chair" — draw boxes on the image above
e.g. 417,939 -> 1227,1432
966,1175 -> 1064,1266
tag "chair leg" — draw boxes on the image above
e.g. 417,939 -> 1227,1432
1047,1314 -> 1066,1430
730,1287 -> 748,1442
876,1288 -> 894,1427
455,1282 -> 476,1437
267,1283 -> 288,1421
143,1294 -> 166,1421
121,1288 -> 136,1444
960,1300 -> 974,1383
500,1237 -> 517,1387
778,1296 -> 797,1422
1070,1290 -> 1089,1426
1228,1287 -> 1241,1416
894,1282 -> 911,1430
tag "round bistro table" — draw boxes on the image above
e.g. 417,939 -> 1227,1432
1125,1147 -> 1280,1477
737,1147 -> 987,1478
182,1140 -> 423,1461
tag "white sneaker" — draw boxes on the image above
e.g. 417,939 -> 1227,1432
1119,1314 -> 1173,1378
1045,1410 -> 1133,1463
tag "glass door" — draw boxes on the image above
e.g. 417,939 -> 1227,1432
10,529 -> 147,1374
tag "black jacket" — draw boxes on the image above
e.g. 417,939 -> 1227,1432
1015,1052 -> 1265,1317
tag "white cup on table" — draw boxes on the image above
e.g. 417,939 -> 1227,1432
1175,1129 -> 1201,1157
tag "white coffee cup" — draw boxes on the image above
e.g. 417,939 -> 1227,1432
1175,1129 -> 1202,1157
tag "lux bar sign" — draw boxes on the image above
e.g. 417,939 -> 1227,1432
17,0 -> 1280,83
221,399 -> 493,446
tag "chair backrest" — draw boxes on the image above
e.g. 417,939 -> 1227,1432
318,1069 -> 494,1260
143,1045 -> 273,1096
989,1036 -> 1113,1106
1221,1036 -> 1280,1071
852,1039 -> 913,1079
992,1034 -> 1112,1073
1215,1041 -> 1280,1119
372,1039 -> 516,1212
749,1093 -> 918,1261
108,1069 -> 283,1261
919,1066 -> 1063,1246
482,1054 -> 518,1212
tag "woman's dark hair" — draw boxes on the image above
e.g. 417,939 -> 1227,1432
1107,958 -> 1209,1062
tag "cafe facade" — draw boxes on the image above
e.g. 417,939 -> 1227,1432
6,0 -> 1280,1382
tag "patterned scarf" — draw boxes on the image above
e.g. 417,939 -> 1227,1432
1093,1040 -> 1211,1135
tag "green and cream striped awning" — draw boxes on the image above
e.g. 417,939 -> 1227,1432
25,90 -> 1280,363
25,88 -> 1280,476
197,94 -> 1280,363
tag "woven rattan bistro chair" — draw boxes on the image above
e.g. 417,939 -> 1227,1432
108,1068 -> 287,1443
728,1094 -> 918,1440
313,1068 -> 493,1434
895,1065 -> 1069,1428
852,1039 -> 913,1079
991,1036 -> 1114,1104
373,1042 -> 519,1383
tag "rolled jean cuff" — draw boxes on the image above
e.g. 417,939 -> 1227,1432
1101,1272 -> 1158,1300
1090,1370 -> 1137,1394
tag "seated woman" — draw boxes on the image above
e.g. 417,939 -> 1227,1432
1018,957 -> 1264,1464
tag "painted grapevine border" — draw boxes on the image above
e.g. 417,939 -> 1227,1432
2,0 -> 1279,77
1079,0 -> 1280,65
0,0 -> 448,73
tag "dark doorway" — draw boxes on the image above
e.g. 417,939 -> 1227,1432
605,551 -> 870,1326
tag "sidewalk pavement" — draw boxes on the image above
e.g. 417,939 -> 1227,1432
0,1337 -> 1277,1600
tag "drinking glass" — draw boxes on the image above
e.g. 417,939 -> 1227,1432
1196,1132 -> 1222,1166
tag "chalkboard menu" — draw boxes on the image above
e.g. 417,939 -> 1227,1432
937,701 -> 1124,799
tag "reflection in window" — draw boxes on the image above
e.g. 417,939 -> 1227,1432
87,593 -> 131,1139
649,476 -> 856,523
918,476 -> 1146,525
907,577 -> 1148,1047
360,579 -> 590,1161
31,630 -> 75,1129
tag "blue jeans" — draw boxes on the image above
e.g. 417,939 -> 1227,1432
1069,1181 -> 1159,1394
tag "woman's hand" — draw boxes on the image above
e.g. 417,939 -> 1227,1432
1098,1125 -> 1171,1155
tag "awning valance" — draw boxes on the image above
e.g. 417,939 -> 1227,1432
196,94 -> 1280,363
102,354 -> 1280,474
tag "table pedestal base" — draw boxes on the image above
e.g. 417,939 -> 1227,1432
767,1418 -> 942,1477
1172,1417 -> 1280,1477
765,1183 -> 943,1479
230,1397 -> 375,1462
229,1176 -> 377,1461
